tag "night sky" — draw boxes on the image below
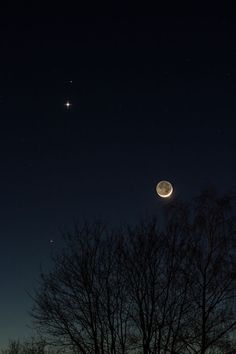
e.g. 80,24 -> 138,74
0,9 -> 236,345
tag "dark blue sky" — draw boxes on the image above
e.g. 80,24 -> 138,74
0,10 -> 236,346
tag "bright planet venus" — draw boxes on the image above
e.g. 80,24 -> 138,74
156,180 -> 173,198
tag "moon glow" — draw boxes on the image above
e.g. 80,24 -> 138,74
156,180 -> 173,198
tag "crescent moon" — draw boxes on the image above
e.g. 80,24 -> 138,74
156,180 -> 173,198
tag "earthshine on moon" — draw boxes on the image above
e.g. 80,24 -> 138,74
156,180 -> 173,198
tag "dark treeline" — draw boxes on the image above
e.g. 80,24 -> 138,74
1,338 -> 56,354
3,190 -> 236,353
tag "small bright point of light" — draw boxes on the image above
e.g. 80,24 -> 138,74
65,101 -> 72,108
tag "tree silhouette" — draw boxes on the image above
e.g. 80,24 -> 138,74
31,223 -> 131,353
180,190 -> 236,353
31,190 -> 236,353
1,338 -> 57,354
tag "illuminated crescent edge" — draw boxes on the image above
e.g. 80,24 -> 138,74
156,186 -> 173,198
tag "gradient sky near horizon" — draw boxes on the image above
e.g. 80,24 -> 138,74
0,8 -> 236,346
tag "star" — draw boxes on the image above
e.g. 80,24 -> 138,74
65,101 -> 72,109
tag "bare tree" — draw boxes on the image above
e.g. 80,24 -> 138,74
121,208 -> 191,354
30,190 -> 236,353
31,222 -> 131,353
180,190 -> 236,354
121,220 -> 164,353
1,337 -> 57,354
